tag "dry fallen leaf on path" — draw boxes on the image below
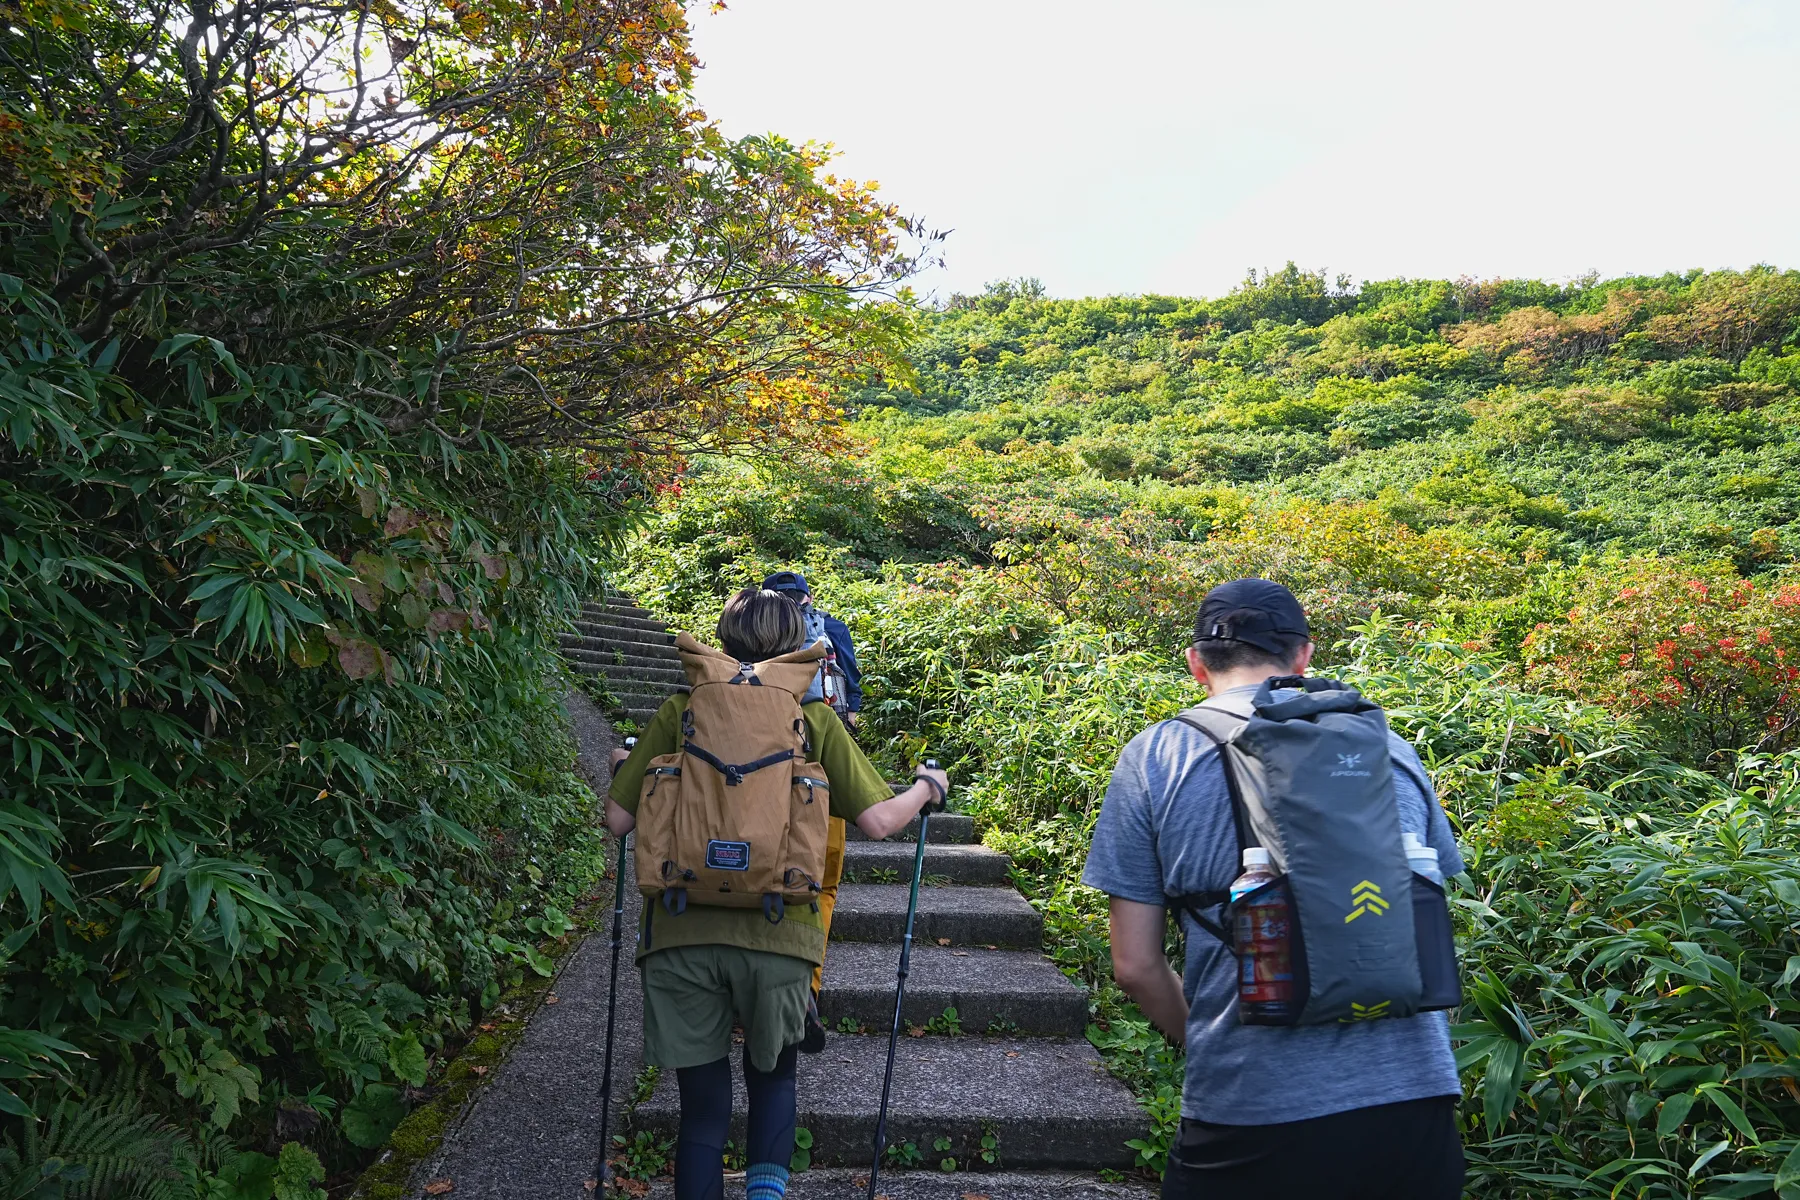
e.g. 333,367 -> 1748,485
907,1026 -> 926,1038
424,1180 -> 454,1195
477,1023 -> 496,1031
1005,1051 -> 1020,1058
471,1065 -> 488,1075
581,1179 -> 597,1193
619,1181 -> 649,1198
935,937 -> 951,946
544,993 -> 560,1005
951,950 -> 969,957
852,1177 -> 869,1189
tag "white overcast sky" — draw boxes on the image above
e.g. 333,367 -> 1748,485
689,0 -> 1800,301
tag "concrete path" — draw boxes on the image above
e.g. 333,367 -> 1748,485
647,1168 -> 1154,1198
405,688 -> 640,1200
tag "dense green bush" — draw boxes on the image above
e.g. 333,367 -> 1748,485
1,275 -> 616,1178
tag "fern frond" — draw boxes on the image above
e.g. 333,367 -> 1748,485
25,1066 -> 196,1200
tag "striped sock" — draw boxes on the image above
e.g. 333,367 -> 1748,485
745,1162 -> 789,1200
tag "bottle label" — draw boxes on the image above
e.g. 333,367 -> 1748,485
1239,892 -> 1294,1011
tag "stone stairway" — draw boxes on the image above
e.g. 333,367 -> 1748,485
562,594 -> 684,727
633,812 -> 1151,1174
557,594 -> 1153,1189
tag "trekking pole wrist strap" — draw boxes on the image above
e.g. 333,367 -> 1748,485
914,773 -> 945,811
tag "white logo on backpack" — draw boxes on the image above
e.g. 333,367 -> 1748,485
1330,752 -> 1371,777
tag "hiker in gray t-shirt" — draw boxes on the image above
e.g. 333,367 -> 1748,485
1082,578 -> 1466,1199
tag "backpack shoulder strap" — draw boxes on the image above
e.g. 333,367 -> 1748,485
1169,711 -> 1256,858
1161,709 -> 1255,949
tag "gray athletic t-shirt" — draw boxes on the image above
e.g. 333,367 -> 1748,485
1081,683 -> 1466,1124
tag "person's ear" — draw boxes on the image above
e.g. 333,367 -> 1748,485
1292,641 -> 1316,674
1185,645 -> 1211,688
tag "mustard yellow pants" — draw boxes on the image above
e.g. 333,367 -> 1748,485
812,817 -> 845,995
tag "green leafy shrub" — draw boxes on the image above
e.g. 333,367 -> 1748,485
1,276 -> 615,1158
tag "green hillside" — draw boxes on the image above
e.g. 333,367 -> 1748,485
632,265 -> 1800,1196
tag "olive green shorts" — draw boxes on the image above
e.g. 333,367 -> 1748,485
640,945 -> 813,1072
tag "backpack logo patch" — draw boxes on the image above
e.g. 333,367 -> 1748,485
705,840 -> 751,871
1344,880 -> 1389,922
1330,752 -> 1372,777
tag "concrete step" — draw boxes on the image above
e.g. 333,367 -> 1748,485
559,633 -> 682,661
819,943 -> 1088,1037
568,660 -> 641,683
608,680 -> 684,698
645,1170 -> 1157,1199
576,609 -> 669,635
632,1034 -> 1145,1169
846,813 -> 976,845
584,600 -> 654,620
559,655 -> 686,686
566,666 -> 680,700
829,884 -> 1042,949
842,841 -> 1012,887
604,687 -> 682,711
568,621 -> 677,649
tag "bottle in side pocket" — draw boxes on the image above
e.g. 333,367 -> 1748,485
1230,847 -> 1294,1021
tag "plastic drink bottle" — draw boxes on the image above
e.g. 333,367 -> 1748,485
1230,847 -> 1294,1021
1403,831 -> 1442,884
1404,831 -> 1461,1009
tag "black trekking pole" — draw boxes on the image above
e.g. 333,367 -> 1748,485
866,759 -> 943,1200
592,737 -> 636,1192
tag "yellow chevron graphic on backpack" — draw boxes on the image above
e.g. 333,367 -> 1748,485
1345,1000 -> 1392,1022
1344,880 -> 1389,923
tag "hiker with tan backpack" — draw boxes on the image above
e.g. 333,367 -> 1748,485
605,586 -> 949,1200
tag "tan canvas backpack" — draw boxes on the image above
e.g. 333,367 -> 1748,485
633,632 -> 833,922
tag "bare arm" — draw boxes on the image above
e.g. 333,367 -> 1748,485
1109,897 -> 1188,1044
605,747 -> 635,836
853,768 -> 949,841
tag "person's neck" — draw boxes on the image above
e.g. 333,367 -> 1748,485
1204,666 -> 1295,695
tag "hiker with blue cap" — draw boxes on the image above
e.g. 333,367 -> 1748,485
1083,578 -> 1468,1199
760,571 -> 862,728
760,570 -> 863,1051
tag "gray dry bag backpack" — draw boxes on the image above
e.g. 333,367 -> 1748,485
1170,675 -> 1461,1026
798,606 -> 851,717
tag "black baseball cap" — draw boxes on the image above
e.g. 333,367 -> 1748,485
762,570 -> 810,595
1193,578 -> 1310,655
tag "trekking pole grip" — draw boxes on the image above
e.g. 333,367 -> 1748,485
914,758 -> 946,812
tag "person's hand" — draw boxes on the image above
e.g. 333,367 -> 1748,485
914,765 -> 949,810
844,711 -> 861,730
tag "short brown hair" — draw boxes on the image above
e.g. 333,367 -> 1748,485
717,588 -> 806,661
1193,632 -> 1309,676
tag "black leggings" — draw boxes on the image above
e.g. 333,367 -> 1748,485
1161,1096 -> 1464,1200
673,1044 -> 798,1200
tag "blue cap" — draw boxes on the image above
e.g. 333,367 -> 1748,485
762,570 -> 809,595
1193,578 -> 1310,655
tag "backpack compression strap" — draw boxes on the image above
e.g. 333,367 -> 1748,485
683,740 -> 794,787
678,701 -> 797,786
1163,712 -> 1258,948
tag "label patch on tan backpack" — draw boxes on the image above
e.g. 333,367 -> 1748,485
705,840 -> 751,871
